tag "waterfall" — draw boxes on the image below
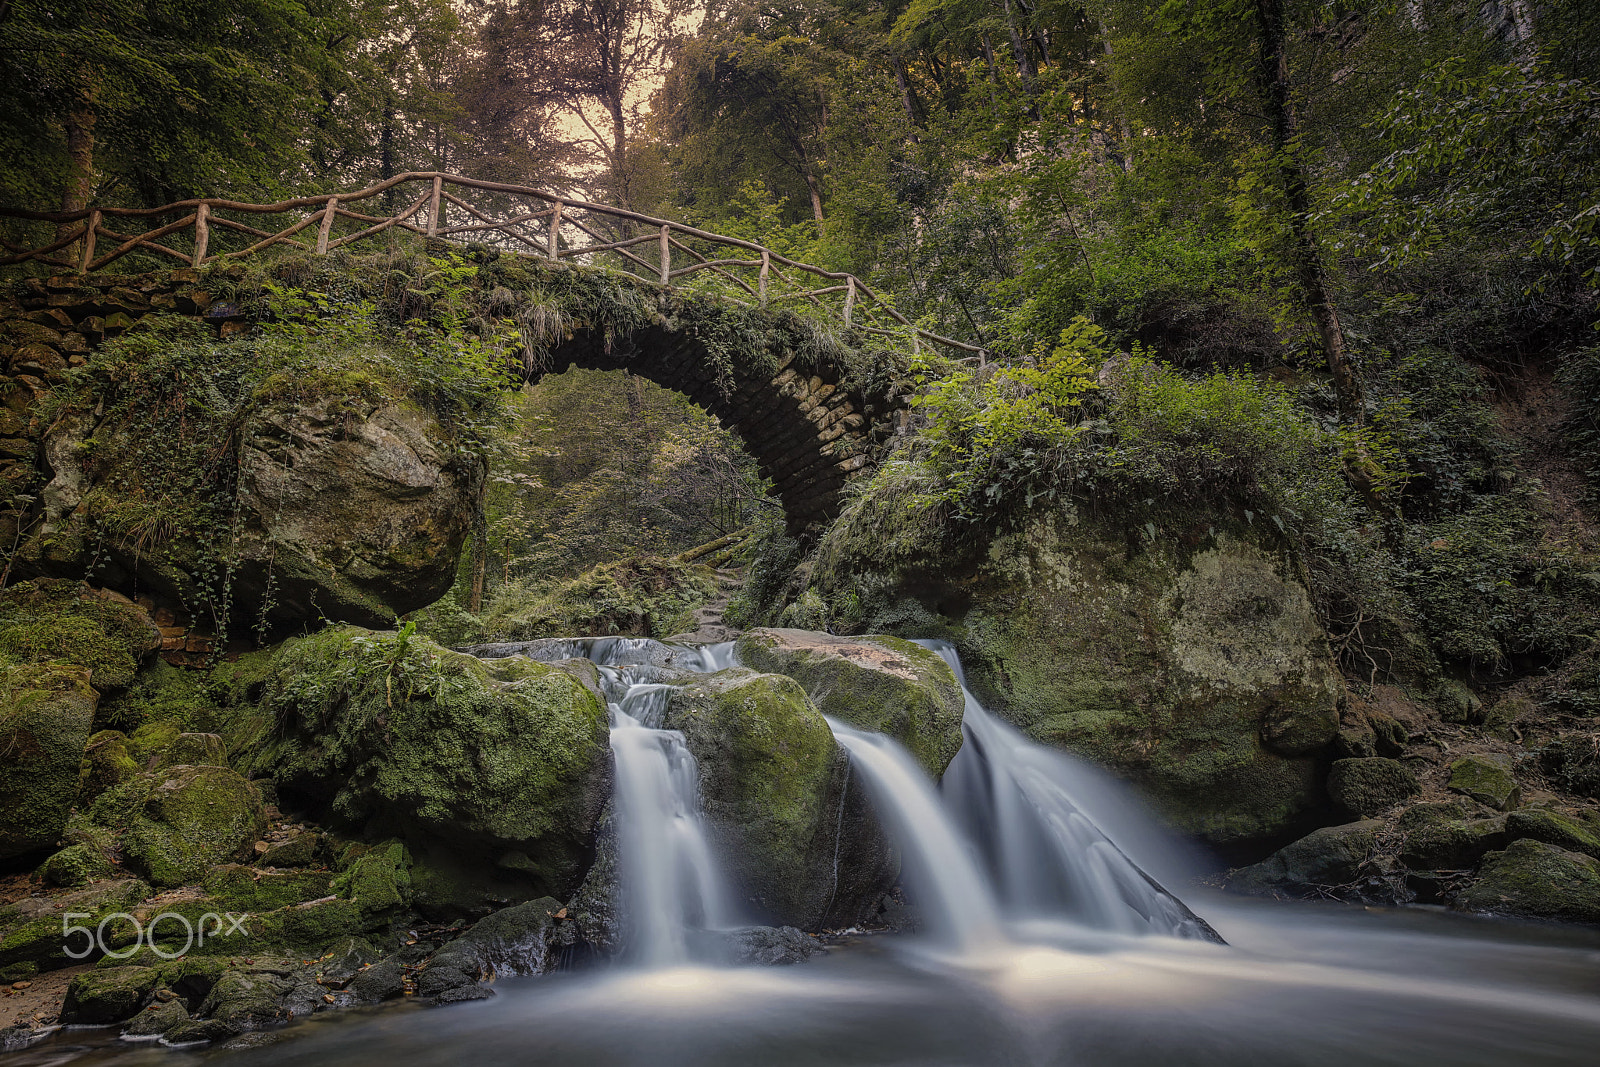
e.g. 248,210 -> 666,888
917,639 -> 1222,943
515,638 -> 735,968
826,719 -> 1008,955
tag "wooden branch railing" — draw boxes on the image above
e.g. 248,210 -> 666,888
0,172 -> 985,360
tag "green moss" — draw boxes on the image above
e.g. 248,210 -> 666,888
257,626 -> 609,898
664,668 -> 846,927
1458,838 -> 1600,923
332,840 -> 412,918
1505,809 -> 1600,861
0,879 -> 151,969
0,662 -> 99,859
735,628 -> 965,776
127,721 -> 180,762
40,843 -> 114,887
1398,802 -> 1508,869
78,729 -> 139,802
61,965 -> 159,1024
1448,755 -> 1521,811
1327,757 -> 1422,817
118,765 -> 267,888
203,864 -> 336,911
0,580 -> 156,693
97,661 -> 218,736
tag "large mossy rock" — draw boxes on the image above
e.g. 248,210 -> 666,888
936,518 -> 1343,845
735,628 -> 965,776
0,664 -> 98,860
22,396 -> 483,630
1457,838 -> 1600,923
0,579 -> 161,860
98,764 -> 268,888
663,668 -> 895,929
1398,802 -> 1507,869
60,965 -> 159,1024
1227,820 -> 1382,896
257,627 -> 611,899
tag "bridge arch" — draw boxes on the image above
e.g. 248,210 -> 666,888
527,313 -> 908,535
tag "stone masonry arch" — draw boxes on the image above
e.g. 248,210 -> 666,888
526,317 -> 909,535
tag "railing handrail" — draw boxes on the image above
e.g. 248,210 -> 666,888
0,172 -> 985,359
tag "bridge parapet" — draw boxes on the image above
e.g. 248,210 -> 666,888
0,172 -> 984,366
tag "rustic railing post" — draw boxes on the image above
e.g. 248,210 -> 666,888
759,249 -> 770,305
192,203 -> 210,266
427,176 -> 443,237
659,225 -> 671,284
316,196 -> 339,254
78,209 -> 100,273
844,276 -> 856,326
548,201 -> 563,259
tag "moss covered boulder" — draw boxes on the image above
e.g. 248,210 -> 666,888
0,664 -> 98,859
1503,809 -> 1600,861
735,628 -> 965,776
257,627 -> 610,899
663,668 -> 895,929
1399,802 -> 1508,869
1227,820 -> 1383,896
22,395 -> 484,631
1448,755 -> 1521,811
77,729 -> 140,803
118,765 -> 267,888
1328,757 -> 1422,817
1457,839 -> 1600,923
939,519 -> 1343,845
0,579 -> 160,693
60,965 -> 159,1024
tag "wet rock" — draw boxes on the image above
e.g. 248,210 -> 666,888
347,959 -> 407,1003
415,964 -> 475,997
735,628 -> 965,776
1228,820 -> 1383,895
333,841 -> 412,920
316,937 -> 382,984
258,627 -> 610,900
1502,809 -> 1600,860
123,997 -> 189,1036
1457,839 -> 1600,923
162,1018 -> 239,1046
433,984 -> 495,1004
715,925 -> 824,966
1448,755 -> 1520,811
1328,758 -> 1422,817
1398,803 -> 1507,869
198,966 -> 295,1029
423,897 -> 567,980
665,668 -> 896,930
60,965 -> 159,1024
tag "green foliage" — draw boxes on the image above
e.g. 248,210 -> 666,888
1398,492 -> 1600,669
467,555 -> 720,643
910,318 -> 1102,511
1558,346 -> 1600,507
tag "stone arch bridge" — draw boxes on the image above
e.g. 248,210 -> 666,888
0,260 -> 916,536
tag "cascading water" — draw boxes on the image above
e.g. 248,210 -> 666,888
825,718 -> 1007,955
919,639 -> 1223,942
507,637 -> 737,967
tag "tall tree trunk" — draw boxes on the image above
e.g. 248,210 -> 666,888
56,96 -> 97,251
999,0 -> 1037,95
1253,0 -> 1386,508
891,55 -> 923,132
467,508 -> 488,614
